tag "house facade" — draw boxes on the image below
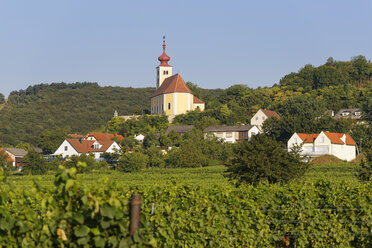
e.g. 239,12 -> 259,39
334,108 -> 361,120
287,131 -> 356,161
203,125 -> 260,143
250,109 -> 280,129
150,39 -> 205,122
54,133 -> 123,159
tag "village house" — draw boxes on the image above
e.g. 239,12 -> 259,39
203,125 -> 260,143
334,108 -> 361,120
150,39 -> 205,122
1,147 -> 28,167
250,109 -> 280,129
54,132 -> 124,159
287,131 -> 357,161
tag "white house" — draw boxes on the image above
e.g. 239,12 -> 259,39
203,125 -> 261,143
54,132 -> 123,159
250,109 -> 280,129
134,134 -> 145,143
287,131 -> 357,161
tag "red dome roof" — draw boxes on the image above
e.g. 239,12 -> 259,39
158,42 -> 171,67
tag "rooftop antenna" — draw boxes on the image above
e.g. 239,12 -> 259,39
163,35 -> 165,44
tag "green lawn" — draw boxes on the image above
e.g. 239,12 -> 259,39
6,162 -> 360,189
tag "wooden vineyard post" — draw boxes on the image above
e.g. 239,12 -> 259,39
130,194 -> 142,236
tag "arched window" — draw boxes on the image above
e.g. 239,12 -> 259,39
168,102 -> 171,110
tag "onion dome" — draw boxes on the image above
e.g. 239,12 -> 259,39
158,41 -> 171,66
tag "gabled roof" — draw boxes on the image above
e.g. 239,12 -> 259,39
165,125 -> 194,135
296,132 -> 356,146
2,147 -> 28,157
193,96 -> 205,104
151,74 -> 193,97
204,125 -> 256,132
66,138 -> 118,153
261,109 -> 280,119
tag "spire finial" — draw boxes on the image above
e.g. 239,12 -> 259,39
162,35 -> 166,51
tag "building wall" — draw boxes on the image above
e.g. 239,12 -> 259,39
287,132 -> 356,161
193,103 -> 205,111
151,95 -> 165,114
250,110 -> 267,128
164,93 -> 174,115
175,93 -> 193,115
54,140 -> 79,158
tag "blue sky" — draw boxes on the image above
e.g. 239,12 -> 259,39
0,0 -> 371,97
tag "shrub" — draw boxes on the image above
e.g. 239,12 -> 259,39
63,154 -> 96,173
165,140 -> 208,168
225,134 -> 308,185
357,147 -> 372,181
145,146 -> 165,168
22,150 -> 47,175
117,152 -> 148,172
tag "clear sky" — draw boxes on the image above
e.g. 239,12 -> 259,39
0,0 -> 371,97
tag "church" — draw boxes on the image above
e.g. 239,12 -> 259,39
150,40 -> 205,121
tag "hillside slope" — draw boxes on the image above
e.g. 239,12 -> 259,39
0,83 -> 155,145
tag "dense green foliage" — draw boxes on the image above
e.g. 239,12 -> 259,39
0,166 -> 371,247
37,128 -> 68,154
0,93 -> 4,104
22,150 -> 47,175
0,83 -> 155,145
117,152 -> 148,173
225,135 -> 308,184
0,56 -> 370,148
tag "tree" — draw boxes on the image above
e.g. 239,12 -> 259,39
195,116 -> 220,131
167,129 -> 182,147
0,93 -> 4,104
165,140 -> 208,168
143,130 -> 159,148
357,143 -> 372,181
159,135 -> 172,147
145,146 -> 165,168
225,134 -> 308,185
117,152 -> 148,172
38,128 -> 67,154
186,82 -> 202,99
63,154 -> 96,173
22,150 -> 47,175
0,149 -> 11,175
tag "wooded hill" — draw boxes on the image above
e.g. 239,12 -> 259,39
0,55 -> 371,146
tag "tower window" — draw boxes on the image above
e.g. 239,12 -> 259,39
168,103 -> 171,110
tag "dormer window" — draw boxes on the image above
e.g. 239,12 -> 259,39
354,112 -> 360,116
342,112 -> 350,116
93,144 -> 100,150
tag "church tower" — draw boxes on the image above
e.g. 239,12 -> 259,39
151,38 -> 205,122
156,37 -> 172,88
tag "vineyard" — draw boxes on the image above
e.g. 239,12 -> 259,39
0,165 -> 371,247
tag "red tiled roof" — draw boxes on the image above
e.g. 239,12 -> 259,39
151,74 -> 193,97
67,138 -> 117,153
296,132 -> 356,146
297,133 -> 319,143
261,109 -> 280,119
193,96 -> 205,104
88,132 -> 124,142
